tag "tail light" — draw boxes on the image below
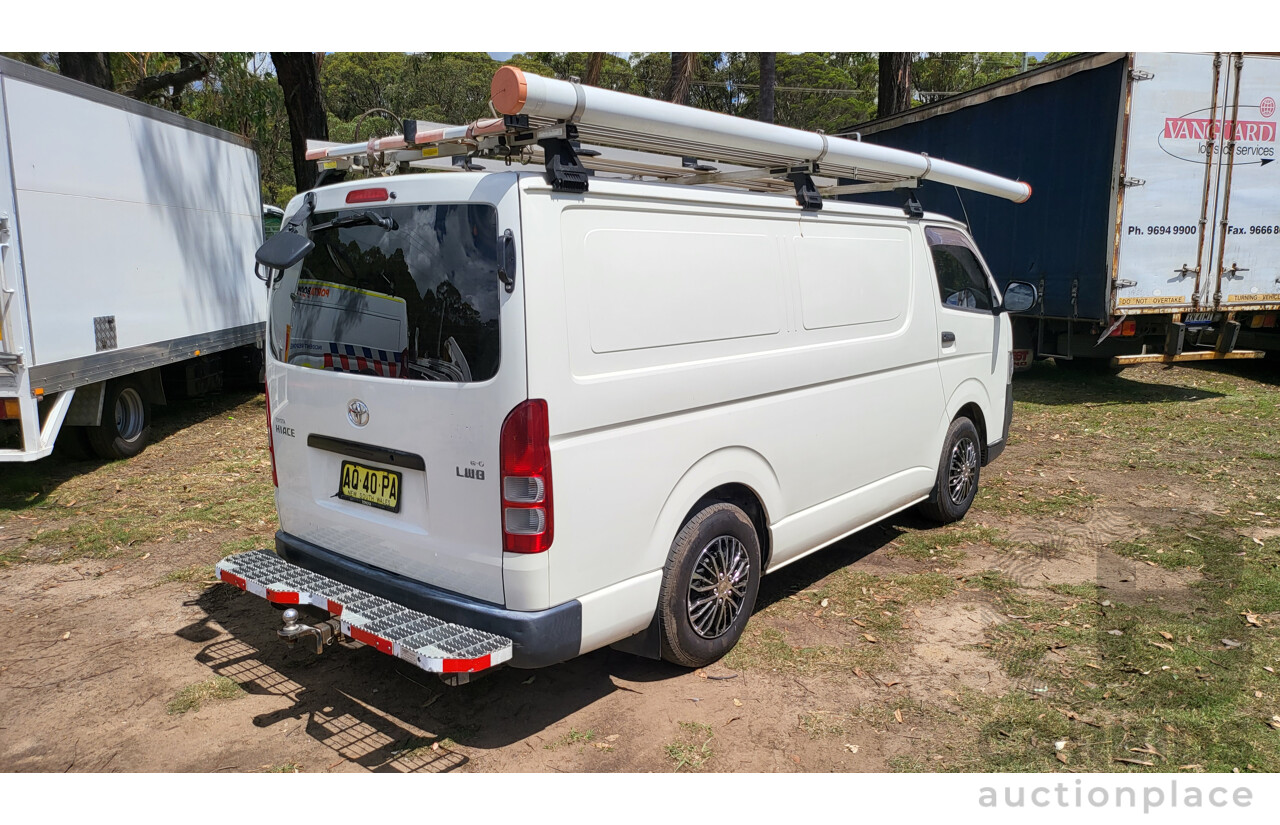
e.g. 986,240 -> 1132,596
265,382 -> 278,488
500,399 -> 552,553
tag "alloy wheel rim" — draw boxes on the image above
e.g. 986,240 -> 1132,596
948,436 -> 978,505
686,535 -> 750,639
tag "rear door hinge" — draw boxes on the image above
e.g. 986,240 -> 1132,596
1130,69 -> 1155,82
1121,176 -> 1146,188
1115,279 -> 1137,289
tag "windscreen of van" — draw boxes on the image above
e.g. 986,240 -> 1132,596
269,203 -> 500,382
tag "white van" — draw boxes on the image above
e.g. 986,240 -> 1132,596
219,166 -> 1037,676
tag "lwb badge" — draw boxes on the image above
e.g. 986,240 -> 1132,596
347,399 -> 369,428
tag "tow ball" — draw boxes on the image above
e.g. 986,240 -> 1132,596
277,607 -> 343,655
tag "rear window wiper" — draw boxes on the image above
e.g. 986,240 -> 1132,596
310,211 -> 398,233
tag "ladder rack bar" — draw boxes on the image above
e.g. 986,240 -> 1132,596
821,179 -> 920,196
492,68 -> 1031,204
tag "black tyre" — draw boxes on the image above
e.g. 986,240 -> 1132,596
87,378 -> 152,460
917,417 -> 981,524
658,502 -> 761,668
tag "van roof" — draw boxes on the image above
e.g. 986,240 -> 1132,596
310,170 -> 966,229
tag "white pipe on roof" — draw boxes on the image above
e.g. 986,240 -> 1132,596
491,66 -> 1032,204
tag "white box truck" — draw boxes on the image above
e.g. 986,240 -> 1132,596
0,56 -> 266,461
214,68 -> 1039,680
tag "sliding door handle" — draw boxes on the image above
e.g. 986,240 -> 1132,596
941,331 -> 956,346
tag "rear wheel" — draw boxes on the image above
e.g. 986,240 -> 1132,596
917,417 -> 981,524
87,378 -> 151,460
658,502 -> 761,668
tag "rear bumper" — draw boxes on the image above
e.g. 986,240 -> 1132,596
275,531 -> 582,668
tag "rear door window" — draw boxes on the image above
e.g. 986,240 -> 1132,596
270,203 -> 501,382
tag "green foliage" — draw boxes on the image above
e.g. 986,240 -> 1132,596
912,52 -> 1035,105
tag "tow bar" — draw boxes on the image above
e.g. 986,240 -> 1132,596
277,607 -> 342,654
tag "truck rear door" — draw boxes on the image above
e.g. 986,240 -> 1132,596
1211,54 -> 1280,310
1115,52 -> 1232,313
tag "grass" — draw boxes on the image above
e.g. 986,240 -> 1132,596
263,763 -> 301,773
942,517 -> 1280,772
664,722 -> 714,771
166,676 -> 245,715
0,392 -> 277,566
889,524 -> 1008,568
163,564 -> 217,584
544,728 -> 596,749
725,570 -> 957,674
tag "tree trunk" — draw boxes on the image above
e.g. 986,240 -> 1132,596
758,52 -> 776,123
584,52 -> 605,86
272,52 -> 329,193
877,52 -> 913,118
60,53 -> 114,91
665,52 -> 696,105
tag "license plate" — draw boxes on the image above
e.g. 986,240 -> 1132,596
1183,312 -> 1217,326
338,461 -> 402,512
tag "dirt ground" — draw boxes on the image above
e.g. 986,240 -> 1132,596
2,361 -> 1278,773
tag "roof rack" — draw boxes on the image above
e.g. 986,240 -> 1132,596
306,67 -> 1032,212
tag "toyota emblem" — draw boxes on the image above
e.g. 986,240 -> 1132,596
347,399 -> 369,428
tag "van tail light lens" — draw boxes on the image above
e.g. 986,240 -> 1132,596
500,399 -> 552,553
265,382 -> 278,488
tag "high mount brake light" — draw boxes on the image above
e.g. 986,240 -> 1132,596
500,400 -> 552,554
346,188 -> 389,204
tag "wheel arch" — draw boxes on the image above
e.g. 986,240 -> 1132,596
649,447 -> 781,573
944,379 -> 994,462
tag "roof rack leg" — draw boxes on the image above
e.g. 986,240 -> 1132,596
898,188 -> 924,219
788,171 -> 822,210
539,128 -> 590,193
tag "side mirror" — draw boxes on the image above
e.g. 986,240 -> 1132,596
256,230 -> 314,271
1002,281 -> 1038,313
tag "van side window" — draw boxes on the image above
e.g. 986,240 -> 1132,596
925,227 -> 993,312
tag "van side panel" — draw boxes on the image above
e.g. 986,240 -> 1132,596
522,180 -> 946,629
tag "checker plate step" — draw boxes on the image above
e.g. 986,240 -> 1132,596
215,549 -> 513,674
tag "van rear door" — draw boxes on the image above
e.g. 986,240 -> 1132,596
265,174 -> 524,606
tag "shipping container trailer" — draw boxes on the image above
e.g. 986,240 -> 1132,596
845,52 -> 1280,368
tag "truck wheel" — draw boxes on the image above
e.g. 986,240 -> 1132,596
87,379 -> 151,460
658,502 -> 761,668
918,417 -> 981,524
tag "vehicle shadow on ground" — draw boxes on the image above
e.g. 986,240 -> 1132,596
0,389 -> 260,510
1014,362 -> 1228,406
178,519 -> 902,769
